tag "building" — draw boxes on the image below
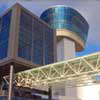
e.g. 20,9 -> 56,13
0,3 -> 56,76
1,3 -> 99,100
0,3 -> 56,100
40,5 -> 89,100
40,5 -> 89,61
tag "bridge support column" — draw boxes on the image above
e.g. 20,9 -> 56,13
8,65 -> 14,100
48,86 -> 52,100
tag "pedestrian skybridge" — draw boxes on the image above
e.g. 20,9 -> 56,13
15,52 -> 100,88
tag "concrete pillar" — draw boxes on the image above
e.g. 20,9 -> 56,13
57,38 -> 75,61
8,65 -> 14,100
48,86 -> 52,100
52,38 -> 78,100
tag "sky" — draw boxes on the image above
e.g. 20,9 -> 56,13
0,0 -> 100,57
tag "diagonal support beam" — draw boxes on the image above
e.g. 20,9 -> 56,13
82,58 -> 96,71
14,52 -> 100,88
66,63 -> 79,74
96,55 -> 100,68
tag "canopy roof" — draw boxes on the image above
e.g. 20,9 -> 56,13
15,52 -> 100,88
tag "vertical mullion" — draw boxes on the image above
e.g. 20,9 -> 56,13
31,18 -> 34,63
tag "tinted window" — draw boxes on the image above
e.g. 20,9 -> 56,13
40,7 -> 89,44
18,10 -> 32,61
0,11 -> 12,59
18,10 -> 55,65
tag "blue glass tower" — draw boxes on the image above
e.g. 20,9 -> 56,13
40,5 -> 89,51
40,5 -> 90,99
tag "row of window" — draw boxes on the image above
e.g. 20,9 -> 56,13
0,11 -> 12,59
40,7 -> 89,43
18,10 -> 32,61
0,18 -> 1,32
18,10 -> 54,65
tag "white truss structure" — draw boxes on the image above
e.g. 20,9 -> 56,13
15,52 -> 100,88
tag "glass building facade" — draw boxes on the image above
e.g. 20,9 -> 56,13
18,10 -> 32,61
40,6 -> 89,44
0,18 -> 1,29
18,9 -> 55,65
0,11 -> 12,60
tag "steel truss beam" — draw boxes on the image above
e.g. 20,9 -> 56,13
15,52 -> 100,88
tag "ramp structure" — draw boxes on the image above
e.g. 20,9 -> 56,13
15,52 -> 100,88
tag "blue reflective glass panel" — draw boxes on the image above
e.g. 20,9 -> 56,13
40,7 -> 89,44
44,28 -> 54,64
0,11 -> 12,59
18,10 -> 55,65
0,18 -> 1,32
18,10 -> 32,61
32,18 -> 43,65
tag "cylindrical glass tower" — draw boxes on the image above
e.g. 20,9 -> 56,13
40,6 -> 90,100
40,5 -> 89,51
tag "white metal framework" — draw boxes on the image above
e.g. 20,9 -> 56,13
15,52 -> 100,88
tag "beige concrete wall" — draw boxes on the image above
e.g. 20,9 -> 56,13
57,38 -> 75,61
56,29 -> 84,51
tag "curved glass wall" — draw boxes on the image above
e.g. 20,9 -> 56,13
40,6 -> 89,44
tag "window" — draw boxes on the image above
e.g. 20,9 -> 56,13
32,18 -> 43,65
0,18 -> 1,32
40,7 -> 89,44
0,11 -> 12,59
18,9 -> 55,65
44,28 -> 54,64
18,10 -> 32,61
